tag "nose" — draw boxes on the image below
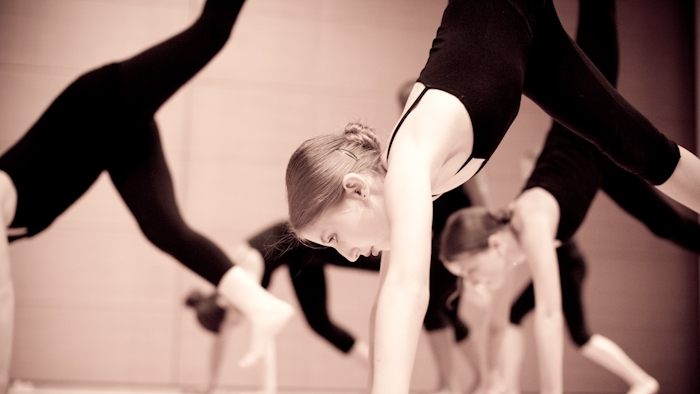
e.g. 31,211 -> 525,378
337,245 -> 360,262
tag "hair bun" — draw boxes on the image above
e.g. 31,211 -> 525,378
344,122 -> 381,151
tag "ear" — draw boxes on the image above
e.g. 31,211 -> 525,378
487,231 -> 504,252
442,261 -> 464,277
342,173 -> 370,199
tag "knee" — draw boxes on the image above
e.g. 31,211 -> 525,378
570,328 -> 592,347
0,172 -> 17,228
304,314 -> 333,335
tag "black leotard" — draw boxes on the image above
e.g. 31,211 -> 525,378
389,0 -> 680,189
524,124 -> 603,242
0,0 -> 245,285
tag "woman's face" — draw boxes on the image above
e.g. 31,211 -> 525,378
443,247 -> 508,291
300,194 -> 391,262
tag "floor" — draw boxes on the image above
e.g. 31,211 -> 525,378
8,380 -> 365,394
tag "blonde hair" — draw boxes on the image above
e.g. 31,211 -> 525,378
286,122 -> 385,235
440,206 -> 512,261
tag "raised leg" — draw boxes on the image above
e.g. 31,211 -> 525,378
117,0 -> 246,116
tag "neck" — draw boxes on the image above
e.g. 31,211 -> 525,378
502,228 -> 527,266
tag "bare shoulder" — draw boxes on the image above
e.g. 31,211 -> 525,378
387,84 -> 474,186
510,187 -> 559,232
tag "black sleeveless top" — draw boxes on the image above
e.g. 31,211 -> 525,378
523,122 -> 605,242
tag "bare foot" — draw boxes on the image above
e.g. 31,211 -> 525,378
627,377 -> 659,394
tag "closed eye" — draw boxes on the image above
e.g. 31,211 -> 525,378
322,233 -> 337,245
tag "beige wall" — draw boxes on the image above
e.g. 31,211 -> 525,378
0,0 -> 697,392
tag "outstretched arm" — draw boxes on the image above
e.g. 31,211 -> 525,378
510,188 -> 563,394
371,144 -> 434,393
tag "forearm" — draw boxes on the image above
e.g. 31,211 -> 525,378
534,309 -> 564,394
426,328 -> 458,390
513,189 -> 563,394
207,331 -> 227,390
372,282 -> 430,394
0,227 -> 13,394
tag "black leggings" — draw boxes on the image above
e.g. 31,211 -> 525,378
522,0 -> 679,184
286,247 -> 381,353
602,164 -> 700,253
0,0 -> 246,285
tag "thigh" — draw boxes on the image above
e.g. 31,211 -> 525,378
0,67 -> 116,237
523,1 -> 679,185
107,119 -> 180,230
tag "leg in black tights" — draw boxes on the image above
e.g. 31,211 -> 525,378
107,0 -> 245,285
602,163 -> 700,253
287,262 -> 357,353
523,0 -> 679,186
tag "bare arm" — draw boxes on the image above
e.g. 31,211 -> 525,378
371,142 -> 434,394
371,85 -> 474,394
510,188 -> 563,394
205,323 -> 229,394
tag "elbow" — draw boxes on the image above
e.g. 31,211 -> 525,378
384,278 -> 431,312
400,281 -> 430,311
536,303 -> 563,321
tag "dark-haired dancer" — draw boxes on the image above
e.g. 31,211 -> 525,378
0,1 -> 293,390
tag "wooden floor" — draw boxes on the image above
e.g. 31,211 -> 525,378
7,380 -> 365,394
